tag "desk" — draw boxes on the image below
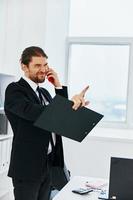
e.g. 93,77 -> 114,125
53,176 -> 107,200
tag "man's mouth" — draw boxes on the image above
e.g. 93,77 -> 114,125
38,73 -> 45,77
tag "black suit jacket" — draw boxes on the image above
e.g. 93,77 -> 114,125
4,78 -> 68,180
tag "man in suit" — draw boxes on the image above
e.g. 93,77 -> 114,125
4,46 -> 89,200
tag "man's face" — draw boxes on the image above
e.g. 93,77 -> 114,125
22,56 -> 49,83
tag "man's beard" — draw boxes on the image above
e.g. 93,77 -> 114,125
29,75 -> 46,83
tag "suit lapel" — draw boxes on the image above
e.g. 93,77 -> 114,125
18,78 -> 53,104
18,78 -> 40,104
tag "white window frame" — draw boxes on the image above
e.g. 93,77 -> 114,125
65,37 -> 133,129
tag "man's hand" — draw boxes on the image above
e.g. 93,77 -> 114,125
46,67 -> 62,87
71,86 -> 89,110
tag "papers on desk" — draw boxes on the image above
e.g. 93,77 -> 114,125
85,180 -> 107,190
53,176 -> 107,200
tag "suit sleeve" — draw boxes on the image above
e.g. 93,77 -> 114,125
4,83 -> 44,122
4,84 -> 68,122
55,86 -> 68,98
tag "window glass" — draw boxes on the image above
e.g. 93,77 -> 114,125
68,44 -> 129,122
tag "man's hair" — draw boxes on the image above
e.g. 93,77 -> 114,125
20,46 -> 48,65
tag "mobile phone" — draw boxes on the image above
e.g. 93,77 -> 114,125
72,188 -> 93,195
48,77 -> 54,83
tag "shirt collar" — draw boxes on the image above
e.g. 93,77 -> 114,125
22,75 -> 39,93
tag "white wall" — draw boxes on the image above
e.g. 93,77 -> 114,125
63,128 -> 133,179
0,0 -> 47,78
43,0 -> 70,95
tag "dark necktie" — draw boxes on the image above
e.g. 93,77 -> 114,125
36,86 -> 55,151
36,86 -> 43,104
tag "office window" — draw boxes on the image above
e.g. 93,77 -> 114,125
67,0 -> 133,128
66,38 -> 133,128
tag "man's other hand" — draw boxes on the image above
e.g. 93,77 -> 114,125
71,86 -> 89,110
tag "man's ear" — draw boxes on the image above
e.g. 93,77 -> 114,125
21,64 -> 28,72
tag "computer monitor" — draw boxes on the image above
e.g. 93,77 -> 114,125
109,157 -> 133,200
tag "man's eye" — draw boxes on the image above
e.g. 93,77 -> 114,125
35,65 -> 41,68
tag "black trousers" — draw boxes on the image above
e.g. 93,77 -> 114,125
12,153 -> 53,200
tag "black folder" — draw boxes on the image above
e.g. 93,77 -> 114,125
34,94 -> 104,142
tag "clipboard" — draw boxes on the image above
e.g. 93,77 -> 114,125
34,94 -> 104,142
